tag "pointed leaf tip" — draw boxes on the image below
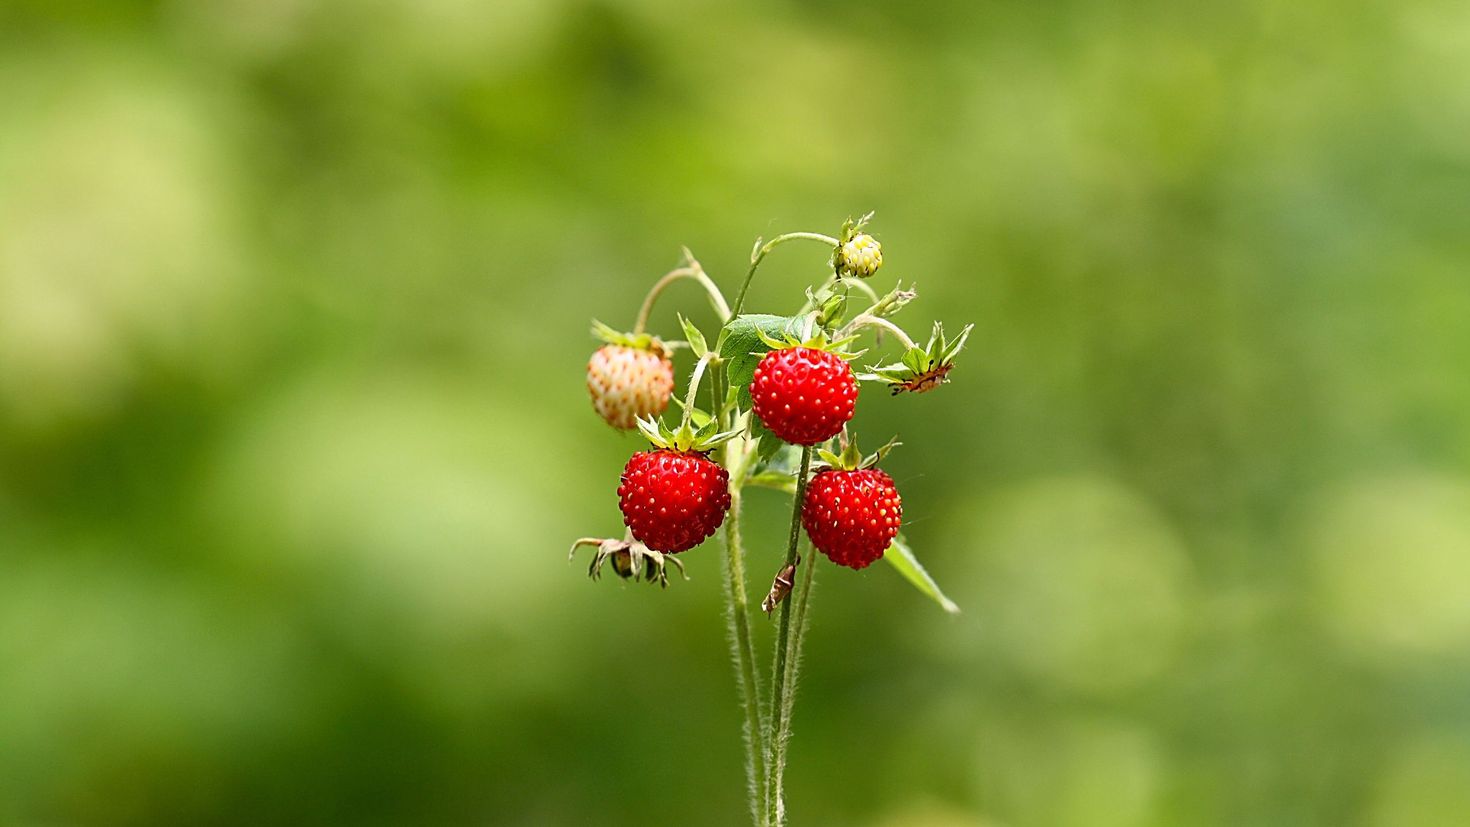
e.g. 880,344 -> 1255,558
883,536 -> 960,614
678,314 -> 709,358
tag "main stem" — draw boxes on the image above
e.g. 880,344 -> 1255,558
712,232 -> 834,825
765,445 -> 812,827
770,539 -> 818,825
711,341 -> 766,825
721,482 -> 767,825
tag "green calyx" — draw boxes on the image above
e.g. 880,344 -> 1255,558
753,313 -> 866,362
637,350 -> 740,453
838,212 -> 874,242
813,433 -> 900,472
591,319 -> 668,356
635,413 -> 743,454
858,321 -> 974,395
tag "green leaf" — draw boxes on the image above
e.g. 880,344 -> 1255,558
751,416 -> 786,462
717,314 -> 804,409
883,536 -> 960,614
678,314 -> 708,359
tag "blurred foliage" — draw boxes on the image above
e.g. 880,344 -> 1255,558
2,0 -> 1469,825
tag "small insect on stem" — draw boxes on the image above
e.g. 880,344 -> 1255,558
761,555 -> 800,616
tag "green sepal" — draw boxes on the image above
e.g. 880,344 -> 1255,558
857,321 -> 975,394
635,414 -> 743,454
810,433 -> 899,472
717,313 -> 807,409
677,313 -> 709,359
751,317 -> 864,362
591,319 -> 667,355
837,211 -> 875,245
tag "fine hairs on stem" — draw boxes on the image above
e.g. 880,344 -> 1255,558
765,446 -> 812,826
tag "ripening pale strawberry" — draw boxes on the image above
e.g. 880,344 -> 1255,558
618,449 -> 731,553
587,344 -> 675,430
750,347 -> 858,445
801,468 -> 902,569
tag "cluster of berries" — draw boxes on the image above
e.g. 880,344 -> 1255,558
579,216 -> 968,582
599,340 -> 901,570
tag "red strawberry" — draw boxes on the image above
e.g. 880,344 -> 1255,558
750,347 -> 858,445
801,468 -> 902,569
588,344 -> 675,430
619,449 -> 731,553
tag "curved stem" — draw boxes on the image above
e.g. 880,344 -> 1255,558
842,313 -> 918,350
731,233 -> 840,318
843,277 -> 882,306
634,255 -> 732,335
765,445 -> 813,827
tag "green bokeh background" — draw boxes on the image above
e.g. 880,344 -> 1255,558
3,1 -> 1469,825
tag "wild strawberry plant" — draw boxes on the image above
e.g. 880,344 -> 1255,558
572,215 -> 967,827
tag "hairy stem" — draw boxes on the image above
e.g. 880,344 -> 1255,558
765,445 -> 813,827
678,354 -> 712,432
770,545 -> 818,825
731,233 -> 840,318
721,484 -> 767,827
709,286 -> 765,824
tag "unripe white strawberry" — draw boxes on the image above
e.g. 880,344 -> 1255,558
587,342 -> 674,430
835,232 -> 882,279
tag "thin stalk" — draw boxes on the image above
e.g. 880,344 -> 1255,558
634,254 -> 731,335
841,313 -> 918,350
731,233 -> 839,318
765,445 -> 813,827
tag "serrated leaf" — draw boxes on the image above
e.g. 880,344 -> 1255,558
718,314 -> 804,409
883,536 -> 960,614
678,314 -> 708,359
